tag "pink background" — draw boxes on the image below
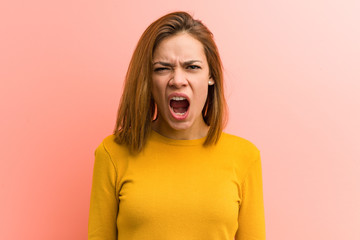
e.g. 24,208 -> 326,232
1,0 -> 359,239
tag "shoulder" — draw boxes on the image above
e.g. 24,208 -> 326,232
218,132 -> 261,179
219,132 -> 260,156
95,134 -> 130,169
96,134 -> 128,153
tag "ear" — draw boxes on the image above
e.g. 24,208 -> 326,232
208,77 -> 215,86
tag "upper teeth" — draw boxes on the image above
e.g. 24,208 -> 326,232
171,97 -> 186,101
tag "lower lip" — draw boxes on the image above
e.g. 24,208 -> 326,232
169,105 -> 189,120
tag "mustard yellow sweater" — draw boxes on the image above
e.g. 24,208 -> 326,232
88,130 -> 265,240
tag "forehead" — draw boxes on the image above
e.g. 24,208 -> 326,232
153,32 -> 206,62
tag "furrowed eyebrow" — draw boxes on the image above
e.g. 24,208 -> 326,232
183,60 -> 202,65
153,61 -> 174,67
153,60 -> 202,67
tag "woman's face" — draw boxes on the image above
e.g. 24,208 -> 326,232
151,32 -> 214,139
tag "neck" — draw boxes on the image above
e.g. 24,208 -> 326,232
151,118 -> 209,140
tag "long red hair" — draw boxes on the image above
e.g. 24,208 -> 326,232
114,11 -> 228,154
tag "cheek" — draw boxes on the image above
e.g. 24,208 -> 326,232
199,84 -> 210,101
194,85 -> 210,110
151,81 -> 165,106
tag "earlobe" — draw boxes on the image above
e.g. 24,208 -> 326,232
208,78 -> 215,85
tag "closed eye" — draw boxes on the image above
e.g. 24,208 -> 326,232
154,67 -> 171,72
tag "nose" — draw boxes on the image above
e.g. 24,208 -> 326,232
169,69 -> 188,88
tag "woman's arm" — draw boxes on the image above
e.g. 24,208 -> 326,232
235,151 -> 266,240
88,142 -> 118,240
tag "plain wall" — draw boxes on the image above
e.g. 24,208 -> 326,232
1,0 -> 359,239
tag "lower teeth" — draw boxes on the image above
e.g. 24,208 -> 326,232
171,107 -> 186,116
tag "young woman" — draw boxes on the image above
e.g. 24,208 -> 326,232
89,11 -> 265,240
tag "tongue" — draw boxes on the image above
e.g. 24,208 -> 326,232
170,100 -> 189,113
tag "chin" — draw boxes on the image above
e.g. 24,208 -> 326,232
168,120 -> 193,131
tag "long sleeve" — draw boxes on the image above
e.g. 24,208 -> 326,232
88,142 -> 119,240
235,151 -> 266,240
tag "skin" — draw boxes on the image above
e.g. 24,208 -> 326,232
151,32 -> 215,140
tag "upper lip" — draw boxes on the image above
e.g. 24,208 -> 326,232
168,93 -> 190,104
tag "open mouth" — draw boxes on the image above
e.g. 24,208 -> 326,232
169,96 -> 189,116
